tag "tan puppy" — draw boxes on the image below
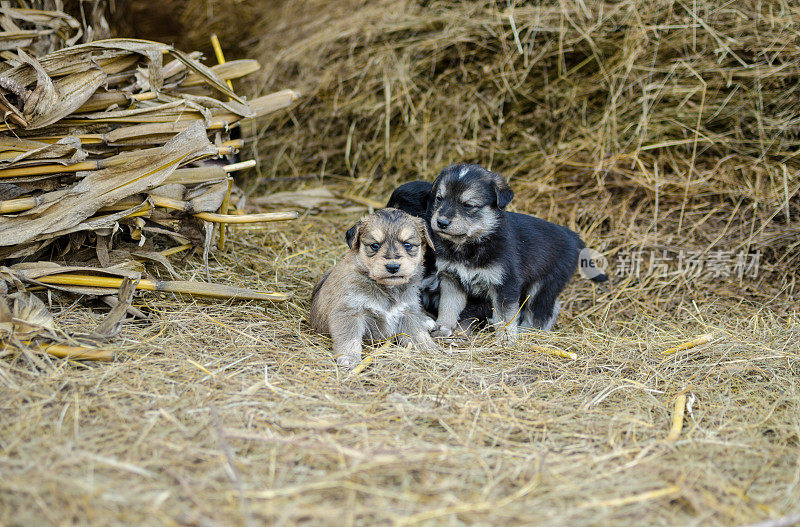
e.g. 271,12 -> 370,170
310,208 -> 437,368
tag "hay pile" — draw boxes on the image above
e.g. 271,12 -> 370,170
252,0 -> 799,311
0,4 -> 299,360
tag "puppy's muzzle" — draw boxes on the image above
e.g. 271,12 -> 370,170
433,213 -> 466,238
373,259 -> 412,285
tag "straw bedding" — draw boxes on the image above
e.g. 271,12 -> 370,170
2,0 -> 799,525
2,223 -> 797,525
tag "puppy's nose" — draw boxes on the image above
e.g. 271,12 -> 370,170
437,218 -> 451,229
385,263 -> 400,274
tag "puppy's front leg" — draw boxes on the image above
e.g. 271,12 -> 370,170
489,289 -> 521,342
434,275 -> 467,336
330,314 -> 366,368
398,309 -> 437,350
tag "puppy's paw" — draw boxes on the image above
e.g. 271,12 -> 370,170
495,326 -> 519,345
418,333 -> 440,351
423,317 -> 437,331
336,352 -> 361,369
430,324 -> 453,338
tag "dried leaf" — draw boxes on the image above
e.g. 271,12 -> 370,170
50,199 -> 150,240
165,166 -> 227,185
0,7 -> 81,50
93,277 -> 138,338
2,136 -> 86,166
0,292 -> 58,340
150,183 -> 185,201
131,250 -> 179,278
0,7 -> 80,38
163,92 -> 253,119
26,68 -> 106,129
104,121 -> 194,144
64,100 -> 203,124
18,49 -> 58,125
168,49 -> 245,105
1,39 -> 167,87
75,89 -> 138,113
185,180 -> 228,213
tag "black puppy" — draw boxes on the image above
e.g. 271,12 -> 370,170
428,163 -> 607,339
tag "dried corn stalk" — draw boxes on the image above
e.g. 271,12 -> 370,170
0,5 -> 302,358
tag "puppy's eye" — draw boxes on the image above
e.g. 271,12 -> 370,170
403,242 -> 414,251
369,242 -> 381,251
434,195 -> 442,204
463,202 -> 478,209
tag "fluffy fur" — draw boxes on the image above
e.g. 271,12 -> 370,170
427,163 -> 607,339
311,208 -> 437,367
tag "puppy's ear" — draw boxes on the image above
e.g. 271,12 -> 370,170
429,175 -> 441,198
345,220 -> 363,250
427,177 -> 440,212
415,217 -> 435,251
492,173 -> 514,209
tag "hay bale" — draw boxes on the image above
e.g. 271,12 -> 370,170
249,0 -> 799,303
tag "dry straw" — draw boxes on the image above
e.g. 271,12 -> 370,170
1,1 -> 799,526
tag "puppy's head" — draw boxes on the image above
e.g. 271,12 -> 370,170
347,208 -> 433,286
386,180 -> 433,219
428,164 -> 513,243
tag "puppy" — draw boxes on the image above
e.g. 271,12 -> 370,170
311,208 -> 437,367
428,163 -> 607,340
344,182 -> 438,312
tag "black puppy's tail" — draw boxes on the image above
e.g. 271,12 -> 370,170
589,271 -> 609,283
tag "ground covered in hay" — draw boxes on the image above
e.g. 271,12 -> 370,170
2,218 -> 798,526
3,0 -> 800,525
